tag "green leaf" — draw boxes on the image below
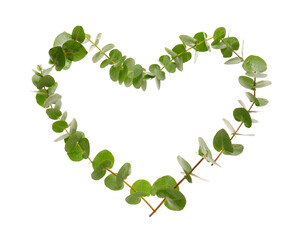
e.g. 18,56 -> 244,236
49,47 -> 65,71
63,58 -> 72,70
221,37 -> 240,58
105,174 -> 124,191
72,26 -> 85,43
36,75 -> 55,89
54,133 -> 69,142
46,108 -> 62,120
127,64 -> 143,78
165,47 -> 177,58
47,82 -> 58,95
213,129 -> 233,153
62,40 -> 87,62
93,149 -> 114,170
151,175 -> 178,196
156,188 -> 186,211
224,57 -> 242,65
125,192 -> 147,205
116,163 -> 131,186
69,118 -> 77,134
246,72 -> 267,78
109,49 -> 122,62
100,59 -> 110,68
149,64 -> 165,80
79,138 -> 90,159
239,76 -> 255,90
193,32 -> 209,52
172,44 -> 192,63
255,80 -> 272,88
92,51 -> 104,63
109,65 -> 120,81
123,58 -> 135,69
119,65 -> 128,84
64,132 -> 84,153
179,35 -> 196,47
233,108 -> 252,128
54,32 -> 72,47
130,180 -> 151,196
197,137 -> 219,166
43,93 -> 61,108
141,80 -> 147,91
83,34 -> 91,44
245,92 -> 268,106
42,68 -> 52,76
223,144 -> 244,156
177,155 -> 192,183
102,43 -> 115,52
242,55 -> 267,75
67,144 -> 83,161
133,74 -> 143,89
61,111 -> 67,121
52,120 -> 68,133
36,90 -> 48,107
212,27 -> 226,45
159,55 -> 176,73
256,98 -> 269,107
91,160 -> 111,180
155,78 -> 161,90
32,74 -> 41,87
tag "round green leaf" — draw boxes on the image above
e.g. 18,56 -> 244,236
193,32 -> 209,52
212,27 -> 226,45
64,132 -> 84,153
242,55 -> 267,74
127,64 -> 143,79
109,49 -> 122,62
92,51 -> 104,63
92,149 -> 114,170
43,94 -> 61,108
100,59 -> 110,68
151,175 -> 178,196
36,90 -> 48,107
223,144 -> 244,156
72,26 -> 85,43
239,76 -> 255,90
67,144 -> 83,161
125,192 -> 147,205
49,47 -> 66,71
46,108 -> 62,120
36,75 -> 55,90
159,55 -> 176,73
52,120 -> 68,133
116,163 -> 131,186
130,179 -> 151,196
105,174 -> 124,191
221,37 -> 240,58
172,44 -> 192,63
54,32 -> 72,47
213,129 -> 233,153
224,57 -> 242,65
109,65 -> 120,81
233,108 -> 252,128
179,35 -> 196,47
255,80 -> 272,88
91,160 -> 111,180
156,188 -> 186,211
79,137 -> 90,159
149,64 -> 165,80
62,40 -> 87,62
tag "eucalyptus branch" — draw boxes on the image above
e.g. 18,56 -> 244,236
32,26 -> 270,217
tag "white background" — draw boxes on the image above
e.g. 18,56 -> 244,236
1,0 -> 298,239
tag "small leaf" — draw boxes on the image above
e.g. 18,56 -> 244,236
198,137 -> 220,167
213,129 -> 233,153
43,93 -> 61,108
54,133 -> 69,142
159,55 -> 176,73
69,118 -> 77,134
36,90 -> 48,107
49,47 -> 65,71
36,75 -> 55,89
212,27 -> 226,45
151,175 -> 178,196
156,188 -> 186,211
125,192 -> 147,205
62,40 -> 87,62
220,37 -> 240,58
102,43 -> 115,53
72,26 -> 85,43
127,64 -> 143,79
172,44 -> 192,63
130,180 -> 151,196
239,76 -> 255,90
155,78 -> 161,90
193,32 -> 209,52
93,149 -> 114,170
91,160 -> 111,180
109,65 -> 120,81
105,174 -> 124,191
109,49 -> 122,62
52,120 -> 68,133
242,55 -> 267,75
177,155 -> 192,183
255,80 -> 272,88
179,35 -> 196,47
256,98 -> 269,106
238,99 -> 247,109
100,59 -> 110,68
223,144 -> 244,156
149,64 -> 165,80
79,138 -> 90,159
67,144 -> 83,161
222,118 -> 236,134
54,32 -> 72,47
64,132 -> 84,153
224,57 -> 242,65
245,92 -> 259,106
233,108 -> 252,128
61,111 -> 67,121
165,47 -> 177,58
92,51 -> 104,63
116,163 -> 131,186
46,108 -> 62,120
47,82 -> 58,95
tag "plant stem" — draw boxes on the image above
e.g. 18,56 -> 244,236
221,39 -> 244,61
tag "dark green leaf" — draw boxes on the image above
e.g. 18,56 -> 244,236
36,90 -> 48,107
49,47 -> 65,71
156,188 -> 186,211
159,55 -> 176,73
221,37 -> 240,58
223,144 -> 244,156
179,35 -> 196,47
109,49 -> 122,62
62,40 -> 87,62
245,92 -> 260,106
193,32 -> 209,52
72,26 -> 85,43
67,144 -> 83,161
119,65 -> 128,84
64,132 -> 84,153
239,76 -> 255,90
133,74 -> 143,89
93,149 -> 114,170
212,27 -> 226,45
130,180 -> 151,196
151,175 -> 178,196
100,59 -> 110,68
79,137 -> 90,159
54,32 -> 72,47
52,120 -> 68,133
116,163 -> 131,186
242,55 -> 267,75
105,174 -> 124,191
46,108 -> 62,120
36,75 -> 55,89
91,160 -> 111,180
32,74 -> 41,87
213,129 -> 233,153
172,44 -> 192,63
125,192 -> 147,205
233,108 -> 252,128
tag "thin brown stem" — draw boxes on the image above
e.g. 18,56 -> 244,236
221,39 -> 244,61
